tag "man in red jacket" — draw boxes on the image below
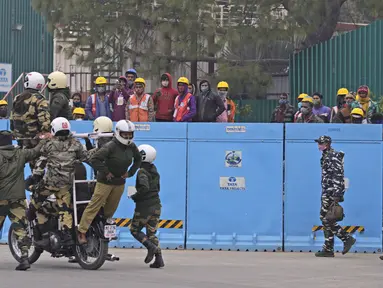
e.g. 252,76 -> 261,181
152,73 -> 178,122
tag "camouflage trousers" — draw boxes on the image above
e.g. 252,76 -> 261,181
0,199 -> 30,254
30,185 -> 72,229
320,194 -> 350,252
17,139 -> 39,171
130,206 -> 162,254
78,182 -> 124,234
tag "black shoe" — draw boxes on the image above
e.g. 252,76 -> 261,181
342,237 -> 356,255
379,255 -> 383,261
142,240 -> 159,264
150,253 -> 165,268
315,250 -> 335,257
61,230 -> 74,246
15,256 -> 31,271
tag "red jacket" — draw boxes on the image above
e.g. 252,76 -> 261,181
152,73 -> 178,121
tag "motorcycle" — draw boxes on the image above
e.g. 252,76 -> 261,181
8,178 -> 119,270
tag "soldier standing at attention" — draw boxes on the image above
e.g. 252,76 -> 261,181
10,71 -> 51,170
130,144 -> 164,268
314,135 -> 356,257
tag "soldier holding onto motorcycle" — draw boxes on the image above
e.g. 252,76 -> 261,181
29,117 -> 88,246
0,130 -> 46,271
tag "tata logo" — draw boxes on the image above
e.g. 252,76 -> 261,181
227,177 -> 237,186
0,69 -> 6,76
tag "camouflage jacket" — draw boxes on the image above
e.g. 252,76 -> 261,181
132,162 -> 161,209
50,89 -> 72,120
0,143 -> 43,200
270,104 -> 296,123
33,135 -> 89,188
10,90 -> 51,138
296,113 -> 324,123
320,148 -> 345,197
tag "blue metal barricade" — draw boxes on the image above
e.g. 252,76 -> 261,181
111,122 -> 188,249
284,123 -> 383,253
186,123 -> 284,251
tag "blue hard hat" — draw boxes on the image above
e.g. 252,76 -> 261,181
125,69 -> 137,75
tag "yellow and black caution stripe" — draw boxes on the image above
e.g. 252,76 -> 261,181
114,218 -> 183,229
312,225 -> 364,233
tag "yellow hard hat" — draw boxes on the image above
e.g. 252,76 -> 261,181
337,88 -> 349,96
301,96 -> 313,104
351,108 -> 364,117
0,99 -> 7,105
297,93 -> 308,100
72,107 -> 85,116
94,76 -> 107,85
217,81 -> 229,89
134,77 -> 146,86
177,77 -> 189,85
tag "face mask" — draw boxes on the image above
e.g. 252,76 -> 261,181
318,144 -> 327,151
201,85 -> 209,92
298,102 -> 302,109
313,99 -> 320,106
161,80 -> 169,87
127,80 -> 134,87
345,99 -> 354,105
97,86 -> 106,93
219,91 -> 228,98
75,118 -> 83,121
279,99 -> 287,105
0,109 -> 7,117
352,117 -> 363,124
301,107 -> 310,115
73,101 -> 81,107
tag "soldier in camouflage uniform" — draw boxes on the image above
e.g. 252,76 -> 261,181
47,71 -> 72,120
314,136 -> 356,257
30,117 -> 88,246
0,130 -> 45,270
10,72 -> 51,171
130,144 -> 164,268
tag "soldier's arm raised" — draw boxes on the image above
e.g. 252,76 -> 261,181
22,139 -> 46,162
36,95 -> 51,133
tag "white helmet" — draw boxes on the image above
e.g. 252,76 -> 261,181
47,71 -> 67,90
138,144 -> 156,163
24,72 -> 45,90
115,120 -> 135,145
93,116 -> 113,133
51,117 -> 71,136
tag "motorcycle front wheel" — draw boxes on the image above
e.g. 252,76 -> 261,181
73,225 -> 108,270
8,223 -> 43,264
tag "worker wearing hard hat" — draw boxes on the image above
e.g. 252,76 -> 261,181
0,99 -> 8,119
85,76 -> 112,120
125,78 -> 155,122
293,93 -> 308,122
350,108 -> 367,124
295,97 -> 324,123
72,107 -> 86,121
173,77 -> 197,122
330,88 -> 349,122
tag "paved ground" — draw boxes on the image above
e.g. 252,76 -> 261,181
0,245 -> 382,288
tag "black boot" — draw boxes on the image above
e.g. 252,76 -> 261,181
61,229 -> 74,246
315,250 -> 335,257
342,237 -> 356,255
142,240 -> 158,264
150,253 -> 165,268
16,254 -> 31,271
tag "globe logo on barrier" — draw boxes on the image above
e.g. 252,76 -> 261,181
228,177 -> 237,183
0,69 -> 6,76
225,151 -> 242,167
